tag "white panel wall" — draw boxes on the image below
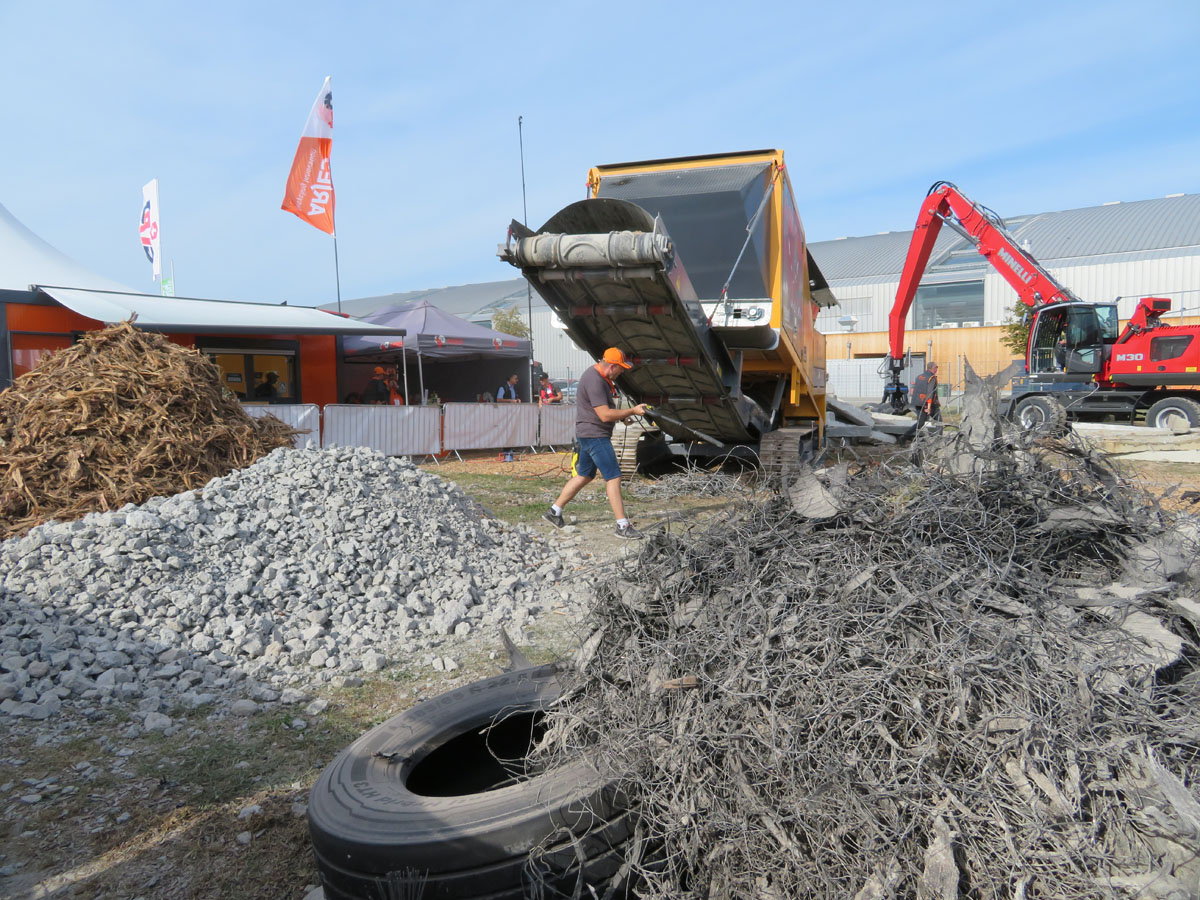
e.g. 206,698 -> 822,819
322,405 -> 441,456
443,403 -> 538,451
530,308 -> 597,382
241,403 -> 320,449
539,404 -> 576,445
816,281 -> 900,334
826,358 -> 918,402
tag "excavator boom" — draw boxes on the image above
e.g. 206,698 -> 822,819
884,182 -> 1088,411
888,181 -> 1080,362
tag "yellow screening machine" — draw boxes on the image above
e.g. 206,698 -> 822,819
500,149 -> 833,468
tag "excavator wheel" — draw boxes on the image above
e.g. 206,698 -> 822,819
1145,396 -> 1200,430
1013,395 -> 1070,436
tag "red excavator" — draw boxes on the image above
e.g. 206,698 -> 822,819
885,181 -> 1200,430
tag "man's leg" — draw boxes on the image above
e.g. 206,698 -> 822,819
554,474 -> 593,510
551,442 -> 598,514
604,476 -> 627,521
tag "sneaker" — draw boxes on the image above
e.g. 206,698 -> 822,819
614,522 -> 645,539
543,508 -> 565,529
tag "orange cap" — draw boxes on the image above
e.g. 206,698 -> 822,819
602,348 -> 632,369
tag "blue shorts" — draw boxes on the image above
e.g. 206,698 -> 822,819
573,437 -> 621,481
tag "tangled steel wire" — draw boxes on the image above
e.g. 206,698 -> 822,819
0,322 -> 297,539
539,429 -> 1200,899
628,470 -> 755,500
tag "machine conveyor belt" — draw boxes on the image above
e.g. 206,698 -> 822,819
501,198 -> 770,445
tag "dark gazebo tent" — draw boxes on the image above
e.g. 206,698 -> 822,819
341,299 -> 531,403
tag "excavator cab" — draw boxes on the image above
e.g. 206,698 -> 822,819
1029,303 -> 1117,375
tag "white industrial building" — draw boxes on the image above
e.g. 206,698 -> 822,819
808,191 -> 1200,397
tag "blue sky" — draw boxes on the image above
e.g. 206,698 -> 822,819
5,0 -> 1198,308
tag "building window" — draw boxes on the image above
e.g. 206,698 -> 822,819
913,281 -> 985,329
11,332 -> 74,378
200,345 -> 298,403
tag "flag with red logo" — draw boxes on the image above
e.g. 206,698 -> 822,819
140,179 -> 162,279
281,76 -> 335,235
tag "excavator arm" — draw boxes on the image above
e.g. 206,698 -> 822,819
884,181 -> 1082,410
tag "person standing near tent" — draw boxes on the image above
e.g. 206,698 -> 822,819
538,373 -> 562,406
497,373 -> 521,403
363,367 -> 391,405
543,347 -> 647,539
386,369 -> 405,405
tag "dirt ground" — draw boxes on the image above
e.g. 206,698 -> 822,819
423,448 -> 742,559
2,434 -> 1199,900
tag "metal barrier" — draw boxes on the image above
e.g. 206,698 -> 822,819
443,403 -> 538,453
826,358 -> 913,403
322,405 -> 442,456
538,404 -> 576,446
241,403 -> 321,449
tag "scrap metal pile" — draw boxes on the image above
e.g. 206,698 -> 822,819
539,418 -> 1200,898
0,322 -> 296,539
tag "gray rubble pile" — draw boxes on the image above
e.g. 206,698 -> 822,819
0,446 -> 581,723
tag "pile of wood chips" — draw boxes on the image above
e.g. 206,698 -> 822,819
0,322 -> 297,539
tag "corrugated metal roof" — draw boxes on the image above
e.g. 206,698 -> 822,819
37,286 -> 398,335
808,230 -> 961,280
335,279 -> 536,319
810,192 -> 1200,282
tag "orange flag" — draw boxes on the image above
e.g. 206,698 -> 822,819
281,76 -> 335,235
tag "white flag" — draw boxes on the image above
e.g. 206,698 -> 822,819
140,179 -> 162,280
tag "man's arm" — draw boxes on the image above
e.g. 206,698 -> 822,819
593,403 -> 647,423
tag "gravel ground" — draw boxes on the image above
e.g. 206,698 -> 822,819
0,446 -> 595,729
1,432 -> 1193,900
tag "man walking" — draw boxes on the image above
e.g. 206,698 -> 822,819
910,361 -> 941,431
543,347 -> 647,538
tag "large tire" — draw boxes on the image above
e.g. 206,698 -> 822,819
1013,395 -> 1069,435
308,665 -> 630,899
1145,396 -> 1200,430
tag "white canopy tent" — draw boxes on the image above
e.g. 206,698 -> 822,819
0,200 -> 393,336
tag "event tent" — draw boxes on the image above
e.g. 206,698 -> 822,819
342,299 -> 531,403
342,299 -> 530,361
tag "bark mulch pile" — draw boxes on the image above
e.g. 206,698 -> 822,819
0,322 -> 297,539
539,384 -> 1200,899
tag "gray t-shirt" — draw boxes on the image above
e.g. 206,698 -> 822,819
575,365 -> 617,438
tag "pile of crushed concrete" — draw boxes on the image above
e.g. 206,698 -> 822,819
0,446 -> 586,727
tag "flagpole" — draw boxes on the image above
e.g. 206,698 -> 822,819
519,115 -> 535,404
333,232 -> 342,314
157,180 -> 165,291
